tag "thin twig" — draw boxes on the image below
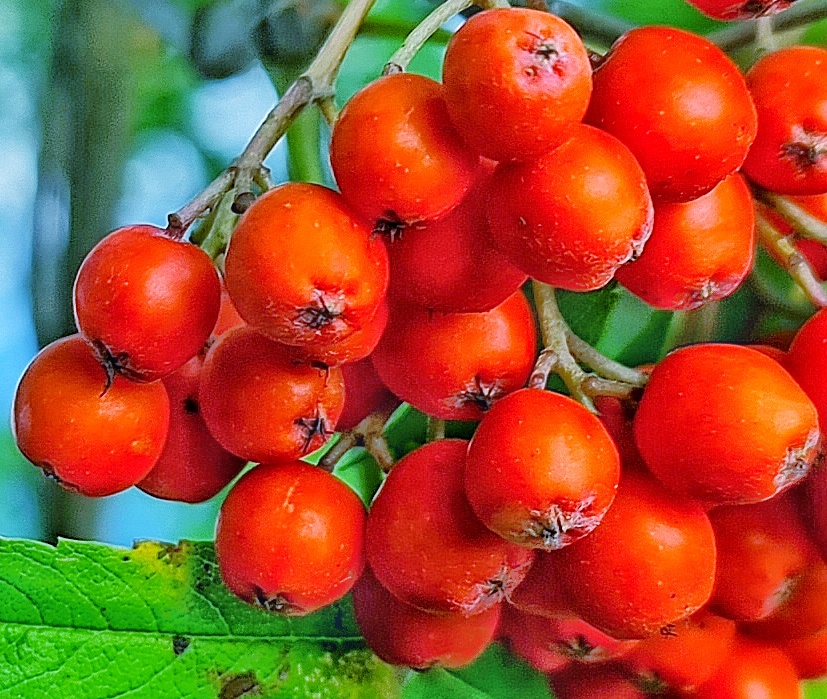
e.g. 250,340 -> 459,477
709,0 -> 827,51
384,0 -> 473,75
757,189 -> 827,246
319,407 -> 396,473
528,349 -> 558,389
426,418 -> 446,442
566,332 -> 648,387
756,212 -> 827,308
165,0 -> 376,236
533,281 -> 595,410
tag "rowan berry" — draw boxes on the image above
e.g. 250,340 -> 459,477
224,183 -> 389,349
634,343 -> 820,505
13,335 -> 170,496
686,0 -> 797,20
552,470 -> 716,640
352,568 -> 500,669
365,440 -> 535,616
615,173 -> 756,310
743,45 -> 827,195
215,462 -> 366,615
442,7 -> 592,162
73,225 -> 221,382
586,25 -> 757,202
486,123 -> 653,291
370,291 -> 537,421
330,73 -> 477,234
199,326 -> 344,464
465,388 -> 620,550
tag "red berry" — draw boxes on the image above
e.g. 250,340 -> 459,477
615,173 -> 756,310
743,46 -> 827,195
137,354 -> 245,503
442,8 -> 592,162
686,0 -> 798,20
552,470 -> 717,640
787,305 -> 827,431
215,462 -> 366,615
199,326 -> 344,463
336,359 -> 397,432
586,26 -> 757,202
73,225 -> 221,382
13,335 -> 170,496
386,174 -> 527,313
486,124 -> 653,291
353,568 -> 500,669
371,291 -> 537,421
224,183 -> 389,349
549,665 -> 649,699
330,73 -> 477,233
365,440 -> 535,616
634,343 -> 820,505
465,388 -> 620,550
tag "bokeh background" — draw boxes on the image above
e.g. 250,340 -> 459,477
1,0 -> 825,547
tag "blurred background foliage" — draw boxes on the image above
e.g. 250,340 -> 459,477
1,0 -> 826,548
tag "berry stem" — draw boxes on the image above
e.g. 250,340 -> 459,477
533,281 -> 596,410
165,0 -> 377,237
426,418 -> 447,442
566,332 -> 648,387
320,408 -> 396,473
756,211 -> 827,308
383,0 -> 509,76
709,0 -> 827,51
757,189 -> 827,247
545,1 -> 633,48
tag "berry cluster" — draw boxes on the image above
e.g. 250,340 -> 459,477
10,2 -> 827,695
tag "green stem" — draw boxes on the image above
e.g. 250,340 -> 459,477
199,189 -> 240,260
566,332 -> 648,387
166,0 -> 376,236
285,106 -> 327,184
384,0 -> 474,74
546,0 -> 633,48
756,212 -> 827,308
532,281 -> 595,410
426,418 -> 446,442
709,0 -> 827,51
758,190 -> 827,246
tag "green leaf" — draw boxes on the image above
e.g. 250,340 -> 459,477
332,446 -> 385,507
556,283 -> 623,347
0,538 -> 399,698
402,645 -> 551,699
337,0 -> 441,30
806,682 -> 827,698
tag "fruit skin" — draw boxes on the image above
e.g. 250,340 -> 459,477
615,173 -> 756,310
549,664 -> 649,699
215,461 -> 366,616
365,440 -> 535,616
486,124 -> 653,291
686,0 -> 797,20
336,359 -> 397,432
500,605 -> 637,673
743,45 -> 827,195
73,225 -> 221,382
586,25 -> 757,202
788,306 -> 827,431
442,7 -> 592,162
709,493 -> 817,622
624,610 -> 737,694
371,291 -> 537,421
777,626 -> 827,679
13,335 -> 170,497
330,73 -> 477,231
224,183 -> 389,349
199,326 -> 344,464
693,636 -> 801,699
295,301 -> 388,367
634,343 -> 820,505
137,353 -> 246,503
352,568 -> 501,669
386,174 -> 527,314
552,470 -> 717,640
465,388 -> 620,550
